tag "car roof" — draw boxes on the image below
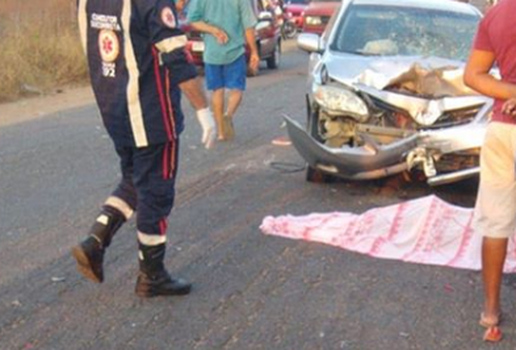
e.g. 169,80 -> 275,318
349,0 -> 480,16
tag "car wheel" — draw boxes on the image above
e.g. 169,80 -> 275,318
282,21 -> 297,40
266,40 -> 281,69
306,165 -> 335,183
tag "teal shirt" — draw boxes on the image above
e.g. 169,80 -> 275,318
187,0 -> 257,65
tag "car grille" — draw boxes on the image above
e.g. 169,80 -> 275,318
365,94 -> 480,130
429,107 -> 481,129
435,150 -> 480,173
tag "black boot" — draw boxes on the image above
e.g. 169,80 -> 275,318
135,243 -> 191,297
71,206 -> 125,283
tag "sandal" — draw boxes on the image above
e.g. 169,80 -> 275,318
479,312 -> 503,343
483,327 -> 502,342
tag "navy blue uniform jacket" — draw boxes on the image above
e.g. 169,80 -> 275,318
78,0 -> 197,147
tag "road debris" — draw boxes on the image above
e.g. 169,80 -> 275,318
272,136 -> 292,146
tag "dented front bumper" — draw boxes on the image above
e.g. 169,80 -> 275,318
285,97 -> 492,185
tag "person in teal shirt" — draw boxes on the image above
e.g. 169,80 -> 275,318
174,0 -> 189,15
188,0 -> 259,140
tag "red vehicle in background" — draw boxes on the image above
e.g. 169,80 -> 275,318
302,0 -> 340,35
283,0 -> 310,30
180,0 -> 282,74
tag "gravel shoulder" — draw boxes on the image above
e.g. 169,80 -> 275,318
0,85 -> 94,127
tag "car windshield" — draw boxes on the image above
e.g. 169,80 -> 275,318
330,5 -> 480,61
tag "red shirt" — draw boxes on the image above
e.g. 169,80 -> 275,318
474,0 -> 516,124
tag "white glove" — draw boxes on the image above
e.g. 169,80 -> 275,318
196,108 -> 217,149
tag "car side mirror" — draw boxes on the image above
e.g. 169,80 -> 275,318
297,33 -> 323,53
258,11 -> 273,21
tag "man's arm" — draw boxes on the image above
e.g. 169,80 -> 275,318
187,0 -> 227,44
464,50 -> 516,100
239,0 -> 259,72
189,21 -> 228,44
176,0 -> 186,13
245,28 -> 259,73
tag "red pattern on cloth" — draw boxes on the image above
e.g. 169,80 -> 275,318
260,195 -> 516,272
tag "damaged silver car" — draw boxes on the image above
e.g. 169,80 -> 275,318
286,0 -> 489,186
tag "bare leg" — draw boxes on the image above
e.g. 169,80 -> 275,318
482,236 -> 508,324
226,89 -> 243,119
211,88 -> 225,139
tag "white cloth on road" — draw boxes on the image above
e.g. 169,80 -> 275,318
260,195 -> 516,272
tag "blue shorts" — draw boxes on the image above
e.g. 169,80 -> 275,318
205,55 -> 246,91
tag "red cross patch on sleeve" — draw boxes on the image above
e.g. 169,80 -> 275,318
161,7 -> 177,28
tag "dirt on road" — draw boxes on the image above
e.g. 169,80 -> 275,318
0,86 -> 94,128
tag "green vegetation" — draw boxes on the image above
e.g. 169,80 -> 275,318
0,0 -> 88,102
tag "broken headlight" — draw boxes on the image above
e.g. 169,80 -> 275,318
313,84 -> 369,121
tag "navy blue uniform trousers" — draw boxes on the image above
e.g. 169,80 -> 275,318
111,139 -> 179,237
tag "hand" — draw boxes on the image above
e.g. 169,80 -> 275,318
196,108 -> 217,149
503,98 -> 516,116
176,0 -> 185,12
249,52 -> 260,74
212,27 -> 228,45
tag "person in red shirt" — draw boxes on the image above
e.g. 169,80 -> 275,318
464,0 -> 516,342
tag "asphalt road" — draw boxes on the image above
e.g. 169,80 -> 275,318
0,40 -> 512,350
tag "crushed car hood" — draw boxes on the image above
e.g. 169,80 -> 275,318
322,54 -> 489,126
324,54 -> 478,98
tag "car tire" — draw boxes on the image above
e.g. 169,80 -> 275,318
282,21 -> 297,40
306,165 -> 336,183
266,40 -> 281,69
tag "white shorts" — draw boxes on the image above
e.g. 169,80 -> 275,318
475,122 -> 516,238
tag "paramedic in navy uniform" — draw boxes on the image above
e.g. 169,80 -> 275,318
72,0 -> 216,297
